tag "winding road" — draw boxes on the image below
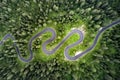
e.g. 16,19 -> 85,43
0,20 -> 120,62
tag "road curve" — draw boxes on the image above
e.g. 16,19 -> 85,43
0,20 -> 120,62
65,19 -> 120,60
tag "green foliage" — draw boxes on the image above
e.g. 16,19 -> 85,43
0,0 -> 120,80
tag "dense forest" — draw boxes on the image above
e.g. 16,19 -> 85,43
0,0 -> 120,80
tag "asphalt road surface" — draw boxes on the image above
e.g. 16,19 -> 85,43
0,20 -> 120,62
